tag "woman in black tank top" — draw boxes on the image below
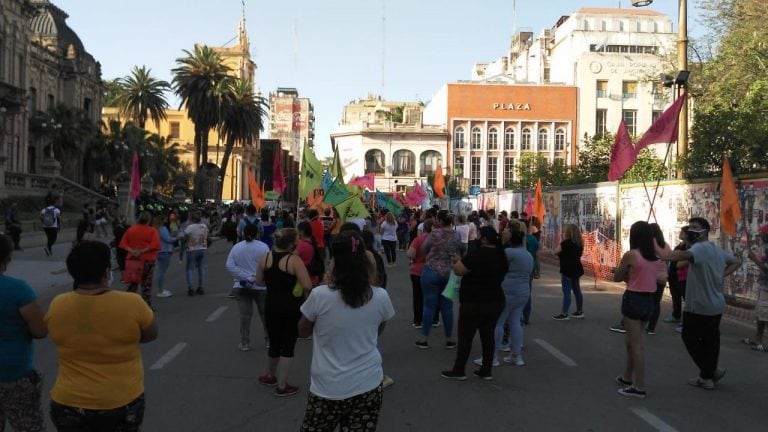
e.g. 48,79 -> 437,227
256,228 -> 313,397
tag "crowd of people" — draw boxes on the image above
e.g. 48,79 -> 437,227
0,193 -> 762,430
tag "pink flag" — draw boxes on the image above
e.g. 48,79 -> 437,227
524,190 -> 533,216
608,120 -> 638,181
350,173 -> 375,191
273,153 -> 286,194
129,151 -> 141,200
634,93 -> 687,154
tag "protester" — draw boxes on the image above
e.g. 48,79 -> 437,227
46,241 -> 158,430
4,202 -> 23,250
0,234 -> 47,431
255,228 -> 313,397
237,204 -> 262,242
261,209 -> 276,250
298,231 -> 395,431
553,224 -> 585,320
415,210 -> 460,349
184,211 -> 210,296
40,198 -> 62,256
307,209 -> 326,261
226,223 -> 271,351
155,212 -> 177,298
521,220 -> 539,325
646,223 -> 671,334
407,219 -> 435,328
442,226 -> 507,381
397,212 -> 409,251
744,224 -> 768,351
454,214 -> 470,257
664,226 -> 690,327
613,221 -> 666,398
661,217 -> 742,390
119,211 -> 161,306
297,221 -> 324,287
112,215 -> 130,272
379,212 -> 398,267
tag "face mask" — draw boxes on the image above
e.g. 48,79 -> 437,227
685,228 -> 707,242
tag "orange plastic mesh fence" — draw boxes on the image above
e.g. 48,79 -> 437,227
581,231 -> 621,282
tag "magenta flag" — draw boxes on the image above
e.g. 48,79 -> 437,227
608,120 -> 638,181
273,153 -> 286,194
350,173 -> 375,191
129,151 -> 141,200
524,191 -> 533,216
634,93 -> 687,154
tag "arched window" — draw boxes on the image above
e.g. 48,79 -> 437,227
420,150 -> 442,176
365,149 -> 386,174
488,127 -> 498,150
471,127 -> 482,149
504,128 -> 515,150
393,150 -> 415,176
538,128 -> 549,151
454,126 -> 465,149
555,128 -> 566,151
521,128 -> 532,150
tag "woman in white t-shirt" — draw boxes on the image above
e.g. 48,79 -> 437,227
454,214 -> 470,257
379,212 -> 398,266
298,231 -> 395,431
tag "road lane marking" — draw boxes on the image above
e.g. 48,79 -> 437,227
630,407 -> 679,432
205,306 -> 229,322
150,343 -> 187,370
533,338 -> 578,367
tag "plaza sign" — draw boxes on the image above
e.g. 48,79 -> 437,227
492,103 -> 531,111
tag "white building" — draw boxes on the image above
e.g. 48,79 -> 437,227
473,7 -> 677,149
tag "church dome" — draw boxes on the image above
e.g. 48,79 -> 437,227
29,0 -> 85,54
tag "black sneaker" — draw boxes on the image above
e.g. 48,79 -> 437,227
570,311 -> 585,319
414,340 -> 429,349
713,368 -> 726,384
609,323 -> 626,333
552,313 -> 570,321
615,376 -> 633,386
187,288 -> 195,297
196,287 -> 205,295
618,386 -> 646,398
472,370 -> 493,381
445,341 -> 457,349
440,370 -> 467,381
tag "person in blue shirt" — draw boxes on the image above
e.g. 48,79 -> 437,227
0,233 -> 48,431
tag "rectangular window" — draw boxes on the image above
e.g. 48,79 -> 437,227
47,94 -> 55,110
487,157 -> 497,189
652,110 -> 662,123
623,110 -> 638,136
596,80 -> 608,98
28,87 -> 37,113
622,81 -> 637,99
454,156 -> 464,178
595,109 -> 608,137
503,157 -> 515,188
170,121 -> 181,139
470,156 -> 481,187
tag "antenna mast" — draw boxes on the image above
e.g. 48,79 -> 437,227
381,0 -> 386,98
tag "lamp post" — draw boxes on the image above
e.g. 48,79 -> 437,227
632,0 -> 688,168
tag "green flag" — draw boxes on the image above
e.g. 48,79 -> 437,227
331,148 -> 345,185
384,196 -> 404,216
323,178 -> 352,206
347,197 -> 371,219
334,196 -> 356,223
345,183 -> 362,197
265,190 -> 280,200
299,140 -> 323,199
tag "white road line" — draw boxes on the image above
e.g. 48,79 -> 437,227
149,342 -> 187,370
205,306 -> 229,322
630,407 -> 679,432
533,338 -> 578,367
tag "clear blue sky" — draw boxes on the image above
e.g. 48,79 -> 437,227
57,0 -> 702,158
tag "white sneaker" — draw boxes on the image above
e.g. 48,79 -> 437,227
238,342 -> 251,352
503,354 -> 525,366
473,357 -> 500,367
499,344 -> 511,352
157,290 -> 173,298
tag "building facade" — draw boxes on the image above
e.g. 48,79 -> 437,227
268,87 -> 314,164
423,82 -> 577,190
472,7 -> 676,151
331,96 -> 447,194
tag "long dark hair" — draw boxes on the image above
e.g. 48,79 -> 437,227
330,231 -> 372,308
629,221 -> 658,261
478,225 -> 507,271
649,223 -> 666,248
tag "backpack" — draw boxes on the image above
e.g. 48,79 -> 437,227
242,216 -> 262,236
42,207 -> 56,227
307,244 -> 325,278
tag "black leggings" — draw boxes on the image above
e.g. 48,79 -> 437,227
265,308 -> 300,358
382,240 -> 397,264
646,282 -> 666,331
44,227 -> 58,251
452,301 -> 504,375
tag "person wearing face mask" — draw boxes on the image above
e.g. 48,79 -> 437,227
45,241 -> 158,430
661,217 -> 742,390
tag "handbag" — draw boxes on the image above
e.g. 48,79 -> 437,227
124,259 -> 144,284
442,271 -> 462,301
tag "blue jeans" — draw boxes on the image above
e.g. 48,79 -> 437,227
186,249 -> 207,288
495,293 -> 529,355
420,266 -> 453,338
561,275 -> 583,314
154,252 -> 172,292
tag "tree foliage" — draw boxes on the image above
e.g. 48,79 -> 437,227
114,66 -> 171,130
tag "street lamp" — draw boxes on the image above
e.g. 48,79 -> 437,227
632,0 -> 689,169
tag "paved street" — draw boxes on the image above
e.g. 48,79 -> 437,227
5,236 -> 767,432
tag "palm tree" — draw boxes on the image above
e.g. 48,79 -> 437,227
115,66 -> 171,129
217,79 -> 267,200
171,45 -> 232,172
145,134 -> 183,194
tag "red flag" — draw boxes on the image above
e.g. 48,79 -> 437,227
433,164 -> 446,199
272,153 -> 286,194
608,120 -> 638,181
634,93 -> 687,153
720,158 -> 742,236
129,151 -> 141,200
524,190 -> 533,216
532,179 -> 545,224
350,173 -> 375,191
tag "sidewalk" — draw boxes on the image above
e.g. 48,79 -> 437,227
6,227 -> 79,295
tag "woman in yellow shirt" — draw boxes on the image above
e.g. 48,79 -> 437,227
45,241 -> 158,430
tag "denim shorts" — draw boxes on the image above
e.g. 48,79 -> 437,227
621,290 -> 653,321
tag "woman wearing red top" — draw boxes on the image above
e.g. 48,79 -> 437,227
613,221 -> 667,399
307,209 -> 325,259
406,219 -> 433,328
296,222 -> 320,287
119,212 -> 161,306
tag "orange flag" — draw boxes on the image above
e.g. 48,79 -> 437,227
720,158 -> 741,236
247,168 -> 260,206
254,181 -> 267,210
433,164 -> 446,199
532,178 -> 545,224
